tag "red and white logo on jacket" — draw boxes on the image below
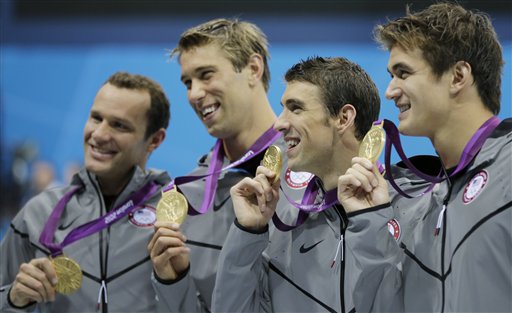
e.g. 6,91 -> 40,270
387,219 -> 401,241
285,169 -> 314,189
463,170 -> 488,204
129,205 -> 156,227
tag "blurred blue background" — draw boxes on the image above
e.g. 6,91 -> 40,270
1,0 -> 510,235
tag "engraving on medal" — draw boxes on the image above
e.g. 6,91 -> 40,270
51,256 -> 83,295
262,145 -> 283,183
156,190 -> 188,224
359,123 -> 385,163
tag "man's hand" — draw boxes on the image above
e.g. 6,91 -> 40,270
337,157 -> 389,213
9,257 -> 58,307
148,222 -> 190,281
230,166 -> 280,231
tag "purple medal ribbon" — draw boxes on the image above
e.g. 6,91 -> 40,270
383,116 -> 501,198
165,127 -> 282,215
39,182 -> 159,257
273,176 -> 338,231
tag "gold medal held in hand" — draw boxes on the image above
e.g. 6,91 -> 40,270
359,121 -> 385,163
262,145 -> 283,183
51,255 -> 83,295
156,187 -> 188,224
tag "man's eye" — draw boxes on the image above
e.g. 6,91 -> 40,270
201,71 -> 213,80
113,122 -> 128,130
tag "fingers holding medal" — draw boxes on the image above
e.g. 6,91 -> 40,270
156,186 -> 188,225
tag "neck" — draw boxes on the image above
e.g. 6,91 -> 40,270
223,97 -> 276,161
97,168 -> 137,196
431,109 -> 494,169
317,135 -> 359,191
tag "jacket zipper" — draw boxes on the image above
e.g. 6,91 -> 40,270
440,182 -> 453,313
88,172 -> 109,313
334,208 -> 346,313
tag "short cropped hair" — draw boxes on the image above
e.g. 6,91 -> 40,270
374,2 -> 504,114
106,72 -> 170,138
285,57 -> 380,141
171,18 -> 271,92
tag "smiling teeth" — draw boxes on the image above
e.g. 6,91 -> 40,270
92,146 -> 112,154
286,139 -> 299,148
201,105 -> 217,117
399,104 -> 411,113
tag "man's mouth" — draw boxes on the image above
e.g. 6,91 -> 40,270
398,103 -> 411,113
90,145 -> 115,157
201,104 -> 220,119
285,138 -> 300,149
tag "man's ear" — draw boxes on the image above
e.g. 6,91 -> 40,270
247,53 -> 265,87
146,128 -> 166,154
450,61 -> 472,95
336,104 -> 356,134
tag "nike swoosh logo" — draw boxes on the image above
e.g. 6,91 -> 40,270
213,195 -> 231,211
299,240 -> 324,254
58,216 -> 80,231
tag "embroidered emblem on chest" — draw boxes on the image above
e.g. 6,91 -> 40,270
129,205 -> 156,227
463,170 -> 488,204
284,169 -> 314,189
387,219 -> 401,241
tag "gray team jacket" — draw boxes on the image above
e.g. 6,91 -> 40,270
0,167 -> 172,313
152,137 -> 310,312
344,118 -> 512,312
212,157 -> 356,310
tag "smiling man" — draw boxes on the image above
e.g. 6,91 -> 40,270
337,3 -> 512,312
0,72 -> 172,312
212,57 -> 380,312
147,18 -> 307,312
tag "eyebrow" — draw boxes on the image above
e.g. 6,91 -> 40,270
388,62 -> 413,74
282,98 -> 305,108
90,110 -> 133,126
180,65 -> 216,82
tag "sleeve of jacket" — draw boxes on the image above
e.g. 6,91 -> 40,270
151,267 -> 208,313
344,203 -> 405,313
212,220 -> 270,312
0,214 -> 38,312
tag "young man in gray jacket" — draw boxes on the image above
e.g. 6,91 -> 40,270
213,57 -> 380,312
338,3 -> 511,312
147,18 -> 307,312
1,72 -> 173,312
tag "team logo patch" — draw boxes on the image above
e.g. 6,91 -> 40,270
387,219 -> 401,241
285,169 -> 314,189
129,205 -> 156,227
463,170 -> 488,204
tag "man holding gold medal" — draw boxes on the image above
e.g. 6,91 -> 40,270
338,3 -> 511,312
147,18 -> 307,312
1,72 -> 173,312
212,57 -> 380,312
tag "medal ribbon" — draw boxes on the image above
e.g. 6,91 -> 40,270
383,116 -> 501,198
39,182 -> 159,257
164,127 -> 281,215
273,176 -> 338,231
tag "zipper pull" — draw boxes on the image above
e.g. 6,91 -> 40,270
96,280 -> 108,311
330,235 -> 344,268
434,204 -> 447,236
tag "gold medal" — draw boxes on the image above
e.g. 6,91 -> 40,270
156,189 -> 188,224
51,255 -> 83,295
359,121 -> 386,163
262,145 -> 282,183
